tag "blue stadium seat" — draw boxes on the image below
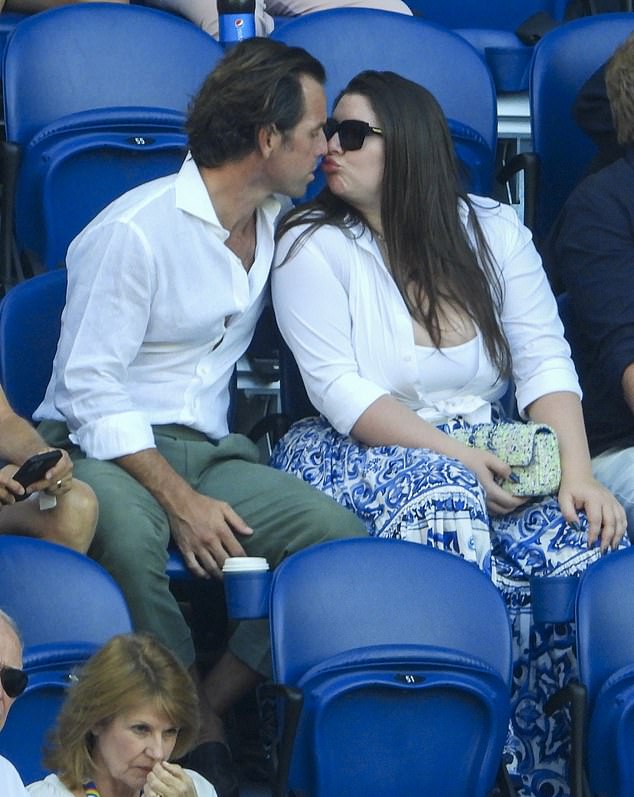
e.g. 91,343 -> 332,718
547,547 -> 634,797
402,0 -> 570,93
401,0 -> 568,30
0,535 -> 132,649
0,643 -> 104,783
271,9 -> 497,194
1,3 -> 224,284
0,534 -> 133,783
501,13 -> 634,242
15,107 -> 189,271
266,538 -> 514,797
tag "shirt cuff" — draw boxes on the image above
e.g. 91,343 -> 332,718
72,411 -> 156,460
515,367 -> 582,418
320,375 -> 390,436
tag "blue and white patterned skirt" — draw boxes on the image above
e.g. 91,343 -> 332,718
270,414 -> 621,797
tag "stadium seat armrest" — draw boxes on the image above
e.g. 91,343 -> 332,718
258,682 -> 303,797
545,681 -> 589,797
247,412 -> 291,448
496,151 -> 540,233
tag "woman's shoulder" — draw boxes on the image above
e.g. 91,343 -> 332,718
464,194 -> 521,226
27,774 -> 69,796
0,756 -> 28,795
277,215 -> 359,247
462,194 -> 528,252
26,772 -> 216,797
274,214 -> 362,270
185,768 -> 219,796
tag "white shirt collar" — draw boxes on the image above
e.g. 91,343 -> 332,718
175,153 -> 283,235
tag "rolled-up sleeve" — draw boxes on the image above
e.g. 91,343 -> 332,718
43,220 -> 157,459
489,204 -> 581,414
272,228 -> 388,434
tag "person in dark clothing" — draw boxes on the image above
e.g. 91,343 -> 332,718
573,61 -> 624,174
553,31 -> 634,537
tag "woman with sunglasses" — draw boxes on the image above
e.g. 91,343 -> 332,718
27,634 -> 217,797
270,70 -> 627,793
0,610 -> 29,796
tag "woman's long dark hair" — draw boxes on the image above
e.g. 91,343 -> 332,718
277,70 -> 511,377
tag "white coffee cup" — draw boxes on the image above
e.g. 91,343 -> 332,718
222,556 -> 270,574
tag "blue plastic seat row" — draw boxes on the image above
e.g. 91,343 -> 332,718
0,3 -> 225,285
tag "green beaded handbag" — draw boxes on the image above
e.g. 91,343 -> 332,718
449,421 -> 561,497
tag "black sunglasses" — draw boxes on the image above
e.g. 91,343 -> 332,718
0,665 -> 28,698
324,118 -> 383,151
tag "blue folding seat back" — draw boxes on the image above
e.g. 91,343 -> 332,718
2,3 -> 223,147
450,118 -> 494,195
269,538 -> 513,797
1,3 -> 224,274
271,9 -> 497,190
585,663 -> 634,796
455,28 -> 534,93
0,269 -> 66,422
0,535 -> 132,649
0,535 -> 132,782
289,646 -> 510,797
529,13 -> 634,241
15,108 -> 188,269
270,539 -> 511,688
0,643 -> 99,784
401,0 -> 569,92
402,0 -> 568,30
574,547 -> 634,797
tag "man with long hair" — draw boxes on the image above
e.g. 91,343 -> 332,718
35,39 -> 366,797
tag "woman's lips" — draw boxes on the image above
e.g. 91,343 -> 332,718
321,157 -> 340,174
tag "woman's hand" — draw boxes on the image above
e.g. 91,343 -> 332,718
458,447 -> 529,516
558,473 -> 627,553
144,761 -> 197,797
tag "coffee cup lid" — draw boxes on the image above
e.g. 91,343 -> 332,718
222,556 -> 270,573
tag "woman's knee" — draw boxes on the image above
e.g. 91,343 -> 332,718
47,480 -> 98,553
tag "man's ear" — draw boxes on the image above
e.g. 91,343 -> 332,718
258,123 -> 280,159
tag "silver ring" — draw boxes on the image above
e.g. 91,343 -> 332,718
56,480 -> 63,489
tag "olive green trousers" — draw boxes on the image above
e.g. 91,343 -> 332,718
39,421 -> 366,675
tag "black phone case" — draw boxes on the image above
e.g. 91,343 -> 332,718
13,450 -> 63,496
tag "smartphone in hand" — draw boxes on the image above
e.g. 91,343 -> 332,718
12,450 -> 63,500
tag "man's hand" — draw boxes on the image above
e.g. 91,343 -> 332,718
168,490 -> 253,578
0,464 -> 25,505
0,449 -> 74,505
115,447 -> 253,579
34,448 -> 74,497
